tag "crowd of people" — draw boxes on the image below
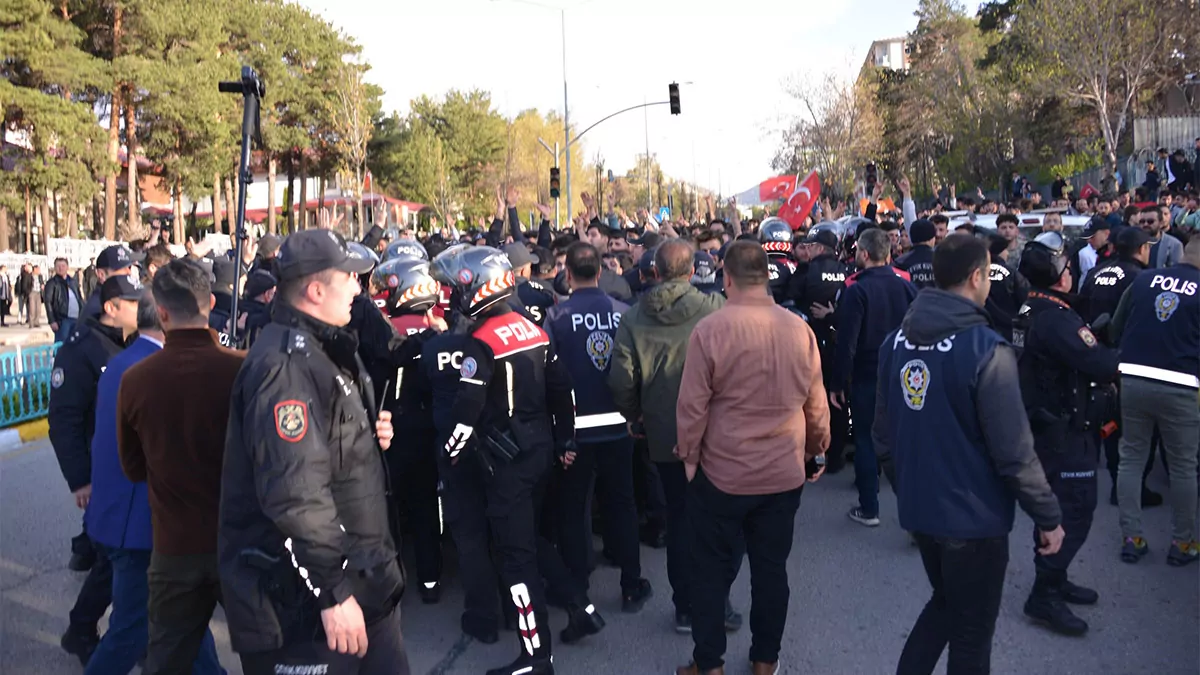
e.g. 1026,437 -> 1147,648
40,165 -> 1198,675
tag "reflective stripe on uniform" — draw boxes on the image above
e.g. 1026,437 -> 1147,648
1119,362 -> 1200,389
575,411 -> 627,429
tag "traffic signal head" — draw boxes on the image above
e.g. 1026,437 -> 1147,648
669,82 -> 680,115
550,167 -> 561,199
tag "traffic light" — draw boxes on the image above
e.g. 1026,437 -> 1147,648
550,167 -> 561,199
669,82 -> 681,115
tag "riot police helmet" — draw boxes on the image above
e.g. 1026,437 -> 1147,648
759,217 -> 793,254
372,257 -> 440,315
345,241 -> 380,269
384,238 -> 429,262
1018,231 -> 1069,288
431,245 -> 515,317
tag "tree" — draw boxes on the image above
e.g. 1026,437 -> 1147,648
772,69 -> 883,200
1019,0 -> 1176,178
328,62 -> 377,237
1,0 -> 109,250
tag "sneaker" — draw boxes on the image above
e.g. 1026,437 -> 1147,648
622,578 -> 653,613
1167,540 -> 1199,567
848,507 -> 880,527
674,611 -> 692,634
1120,536 -> 1149,563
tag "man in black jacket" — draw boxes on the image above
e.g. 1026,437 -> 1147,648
984,233 -> 1029,342
220,230 -> 409,675
48,275 -> 140,664
44,257 -> 85,344
894,219 -> 937,289
876,234 -> 1062,674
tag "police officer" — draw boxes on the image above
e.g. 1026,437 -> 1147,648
787,225 -> 852,472
220,229 -> 410,675
238,269 -> 276,351
372,256 -> 447,604
504,242 -> 556,325
894,219 -> 937,289
1078,227 -> 1160,506
434,245 -> 596,675
48,275 -> 141,663
82,245 -> 140,320
1013,232 -> 1119,636
1110,236 -> 1200,567
984,232 -> 1030,342
759,217 -> 797,305
545,242 -> 653,612
347,242 -> 403,403
690,251 -> 722,295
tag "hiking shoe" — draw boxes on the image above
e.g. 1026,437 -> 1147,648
1059,579 -> 1099,605
1120,537 -> 1149,564
1167,540 -> 1199,567
848,507 -> 880,527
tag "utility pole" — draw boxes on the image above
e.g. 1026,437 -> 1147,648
644,96 -> 652,211
561,9 -> 573,225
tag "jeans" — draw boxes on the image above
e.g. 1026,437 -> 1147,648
898,534 -> 1008,675
55,316 -> 77,344
687,471 -> 802,671
851,378 -> 880,517
85,547 -> 224,675
1117,376 -> 1200,543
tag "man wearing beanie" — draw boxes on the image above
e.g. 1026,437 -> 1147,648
895,219 -> 938,289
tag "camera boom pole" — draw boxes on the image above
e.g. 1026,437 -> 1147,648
218,66 -> 264,346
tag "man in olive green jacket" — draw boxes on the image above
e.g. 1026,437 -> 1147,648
608,239 -> 733,634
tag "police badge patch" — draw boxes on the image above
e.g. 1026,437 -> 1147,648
460,356 -> 478,378
586,330 -> 614,371
51,368 -> 64,389
274,401 -> 308,442
900,359 -> 930,411
1077,327 -> 1097,348
1154,291 -> 1180,322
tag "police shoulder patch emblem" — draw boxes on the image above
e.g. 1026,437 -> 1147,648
460,356 -> 478,379
1077,327 -> 1097,348
900,359 -> 930,411
274,400 -> 308,442
586,330 -> 614,372
1154,291 -> 1180,322
51,367 -> 64,389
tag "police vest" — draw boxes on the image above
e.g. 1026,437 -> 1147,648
878,324 -> 1016,539
389,313 -> 431,336
545,287 -> 629,442
1080,259 -> 1142,324
1118,265 -> 1200,389
766,253 -> 796,305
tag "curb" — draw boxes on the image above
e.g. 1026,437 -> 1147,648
0,418 -> 49,455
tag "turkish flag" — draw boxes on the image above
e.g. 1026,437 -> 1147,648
733,175 -> 798,206
777,171 -> 820,231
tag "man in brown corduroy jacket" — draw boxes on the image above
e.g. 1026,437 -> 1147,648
118,258 -> 245,674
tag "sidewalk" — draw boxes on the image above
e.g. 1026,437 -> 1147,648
0,323 -> 55,350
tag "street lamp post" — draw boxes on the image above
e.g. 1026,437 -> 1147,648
561,9 -> 572,226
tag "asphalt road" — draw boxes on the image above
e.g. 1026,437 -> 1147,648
2,439 -> 1197,675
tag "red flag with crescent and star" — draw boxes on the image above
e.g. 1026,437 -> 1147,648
777,170 -> 820,231
731,175 -> 799,206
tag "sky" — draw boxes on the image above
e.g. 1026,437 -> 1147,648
296,0 -> 983,199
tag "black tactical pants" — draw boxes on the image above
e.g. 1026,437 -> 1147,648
554,436 -> 641,594
240,605 -> 410,675
819,337 -> 849,469
385,433 -> 442,587
1033,431 -> 1098,575
440,443 -> 552,659
68,535 -> 111,630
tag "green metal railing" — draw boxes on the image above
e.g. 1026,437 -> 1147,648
0,343 -> 60,428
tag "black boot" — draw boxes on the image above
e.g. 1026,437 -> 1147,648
560,602 -> 605,644
418,581 -> 441,605
485,653 -> 554,675
1024,574 -> 1088,636
60,623 -> 99,666
1059,577 -> 1099,605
